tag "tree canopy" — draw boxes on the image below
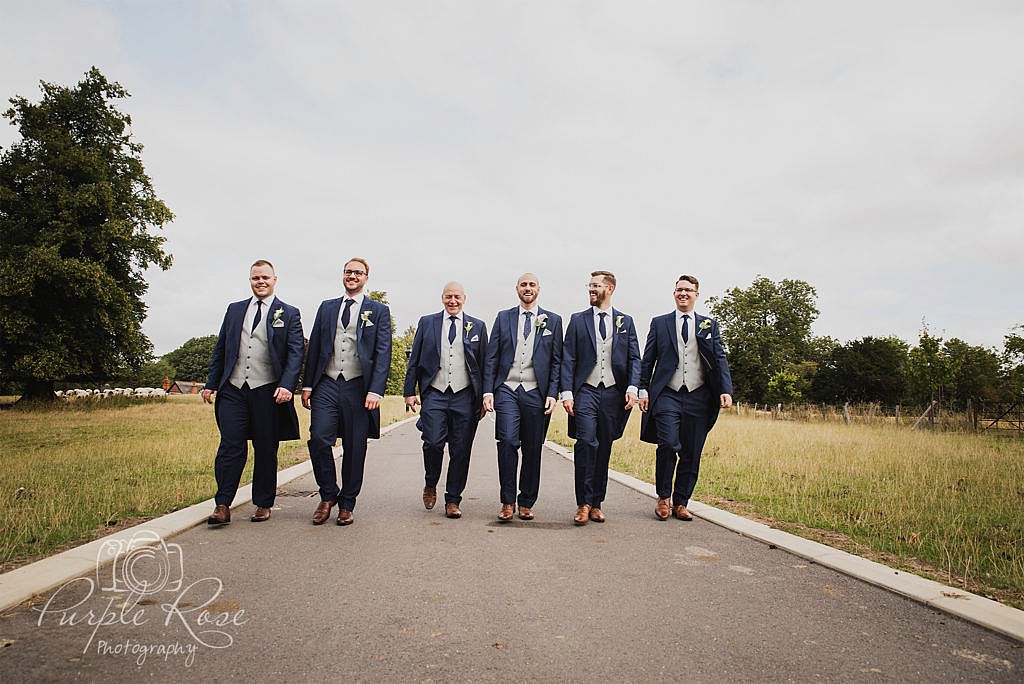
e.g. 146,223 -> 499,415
706,277 -> 819,403
162,335 -> 217,382
0,67 -> 173,399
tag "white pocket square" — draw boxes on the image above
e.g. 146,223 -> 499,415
272,320 -> 285,327
543,329 -> 552,336
470,335 -> 479,342
362,320 -> 374,327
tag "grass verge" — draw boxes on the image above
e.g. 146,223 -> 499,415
0,394 -> 409,571
547,411 -> 1024,609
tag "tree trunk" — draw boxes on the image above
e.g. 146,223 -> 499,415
18,380 -> 57,403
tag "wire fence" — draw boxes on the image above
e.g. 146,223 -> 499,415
732,400 -> 1023,436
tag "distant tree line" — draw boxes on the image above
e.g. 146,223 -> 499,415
708,277 -> 1023,409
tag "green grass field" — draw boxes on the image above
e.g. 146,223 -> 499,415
0,395 -> 408,571
548,411 -> 1024,608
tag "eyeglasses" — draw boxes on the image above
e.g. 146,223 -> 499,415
587,283 -> 608,290
674,287 -> 697,294
343,270 -> 367,277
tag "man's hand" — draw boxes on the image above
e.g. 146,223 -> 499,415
201,389 -> 215,405
405,395 -> 420,412
720,393 -> 733,409
482,395 -> 494,412
544,397 -> 556,415
365,394 -> 380,411
301,389 -> 312,410
273,387 -> 292,404
625,391 -> 638,411
638,397 -> 649,413
562,399 -> 574,416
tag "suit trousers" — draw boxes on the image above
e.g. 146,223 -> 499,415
652,384 -> 710,506
572,384 -> 621,507
494,384 -> 548,507
214,382 -> 279,508
308,374 -> 370,510
419,386 -> 476,505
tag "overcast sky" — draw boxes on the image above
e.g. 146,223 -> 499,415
2,1 -> 1022,355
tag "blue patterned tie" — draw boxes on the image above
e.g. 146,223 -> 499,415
681,314 -> 689,343
341,298 -> 355,328
448,315 -> 458,344
251,300 -> 262,333
523,311 -> 533,340
598,312 -> 607,340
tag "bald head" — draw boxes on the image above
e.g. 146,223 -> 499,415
516,273 -> 540,307
441,281 -> 466,316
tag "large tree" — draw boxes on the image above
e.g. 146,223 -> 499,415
810,336 -> 909,405
705,277 -> 819,403
0,67 -> 173,400
162,335 -> 217,382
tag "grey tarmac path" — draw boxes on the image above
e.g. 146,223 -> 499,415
1,419 -> 1021,682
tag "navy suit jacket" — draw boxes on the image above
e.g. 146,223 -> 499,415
207,296 -> 304,440
560,308 -> 641,440
639,311 -> 734,443
304,297 -> 393,439
482,307 -> 563,400
403,312 -> 488,415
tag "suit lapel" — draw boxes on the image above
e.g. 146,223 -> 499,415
506,308 -> 518,350
355,299 -> 370,345
664,313 -> 679,362
324,299 -> 341,355
583,309 -> 597,354
531,308 -> 545,353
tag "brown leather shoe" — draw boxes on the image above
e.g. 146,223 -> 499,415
674,504 -> 694,521
573,504 -> 591,526
208,504 -> 230,526
655,498 -> 670,521
250,506 -> 271,522
312,500 -> 335,525
336,508 -> 353,526
423,486 -> 437,510
445,503 -> 462,519
517,506 -> 534,520
497,503 -> 514,522
589,507 -> 606,523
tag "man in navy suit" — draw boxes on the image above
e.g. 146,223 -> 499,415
560,270 -> 641,525
404,282 -> 488,519
639,274 -> 733,522
482,273 -> 563,522
302,258 -> 393,526
202,260 -> 304,525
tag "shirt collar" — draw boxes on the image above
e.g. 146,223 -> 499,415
519,305 -> 538,316
251,294 -> 276,308
592,305 -> 612,315
444,311 -> 464,323
343,293 -> 364,307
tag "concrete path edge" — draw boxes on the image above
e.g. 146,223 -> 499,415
2,418 -> 1021,645
542,439 -> 1024,643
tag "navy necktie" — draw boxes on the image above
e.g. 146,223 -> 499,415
251,300 -> 262,333
523,311 -> 533,340
598,312 -> 608,340
448,315 -> 458,344
681,314 -> 689,343
341,298 -> 355,328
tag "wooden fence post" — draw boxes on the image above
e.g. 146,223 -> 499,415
842,402 -> 851,425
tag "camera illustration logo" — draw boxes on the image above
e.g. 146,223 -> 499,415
95,530 -> 185,595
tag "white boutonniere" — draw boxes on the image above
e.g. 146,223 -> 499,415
464,321 -> 473,336
360,310 -> 374,327
699,320 -> 711,331
615,315 -> 624,333
271,307 -> 285,327
535,313 -> 548,331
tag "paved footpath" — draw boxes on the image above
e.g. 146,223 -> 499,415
1,419 -> 1021,682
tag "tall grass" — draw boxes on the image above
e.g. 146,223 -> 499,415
0,395 -> 408,569
548,411 -> 1024,608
